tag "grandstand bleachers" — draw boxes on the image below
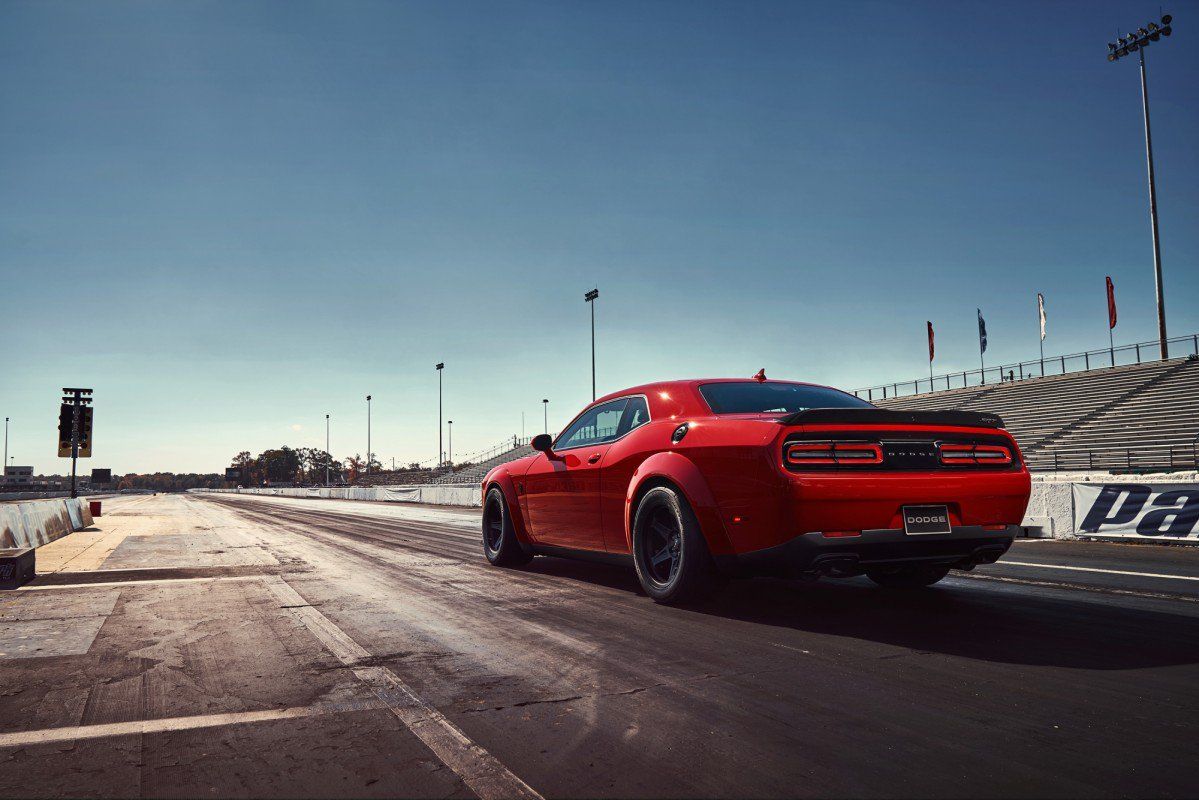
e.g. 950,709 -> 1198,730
876,356 -> 1199,471
433,443 -> 534,485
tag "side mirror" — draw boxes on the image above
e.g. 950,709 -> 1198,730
531,434 -> 554,453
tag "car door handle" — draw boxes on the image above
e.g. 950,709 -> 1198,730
587,453 -> 602,464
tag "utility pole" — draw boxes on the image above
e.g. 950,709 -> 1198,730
325,414 -> 330,486
542,398 -> 549,434
585,288 -> 599,401
365,395 -> 372,475
436,363 -> 445,466
1107,14 -> 1174,359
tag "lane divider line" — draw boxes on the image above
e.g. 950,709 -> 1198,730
0,700 -> 382,749
998,561 -> 1199,582
263,576 -> 543,800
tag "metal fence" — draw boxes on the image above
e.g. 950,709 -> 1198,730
1027,441 -> 1199,473
855,333 -> 1199,402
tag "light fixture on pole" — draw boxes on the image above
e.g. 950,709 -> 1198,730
1107,13 -> 1174,359
542,398 -> 549,434
436,363 -> 445,467
365,395 -> 372,476
325,414 -> 330,486
584,288 -> 599,401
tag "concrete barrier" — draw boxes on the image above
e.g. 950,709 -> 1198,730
194,484 -> 482,508
0,497 -> 96,550
197,471 -> 1199,543
1023,471 -> 1199,542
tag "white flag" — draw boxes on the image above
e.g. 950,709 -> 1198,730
1037,293 -> 1046,341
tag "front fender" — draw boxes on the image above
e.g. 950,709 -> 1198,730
483,469 -> 534,548
625,451 -> 735,556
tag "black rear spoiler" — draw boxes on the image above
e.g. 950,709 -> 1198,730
780,408 -> 1005,429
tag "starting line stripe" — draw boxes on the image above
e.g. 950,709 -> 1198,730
998,561 -> 1199,582
0,702 -> 378,749
262,576 -> 543,800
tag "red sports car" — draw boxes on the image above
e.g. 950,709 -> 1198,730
481,375 -> 1031,604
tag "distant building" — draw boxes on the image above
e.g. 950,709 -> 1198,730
3,466 -> 34,485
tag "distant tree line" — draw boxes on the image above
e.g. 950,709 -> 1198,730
228,446 -> 382,486
116,473 -> 224,492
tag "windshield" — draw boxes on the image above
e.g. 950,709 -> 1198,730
699,382 -> 874,415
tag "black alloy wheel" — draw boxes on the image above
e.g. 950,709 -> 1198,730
482,487 -> 532,567
631,485 -> 716,604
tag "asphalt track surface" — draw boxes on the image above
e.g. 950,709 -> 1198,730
3,492 -> 1198,799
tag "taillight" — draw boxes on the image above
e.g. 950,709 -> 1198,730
786,441 -> 883,466
938,443 -> 1012,465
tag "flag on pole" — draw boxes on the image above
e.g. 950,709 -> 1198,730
1037,293 -> 1046,341
977,309 -> 988,354
1106,276 -> 1117,329
927,321 -> 935,363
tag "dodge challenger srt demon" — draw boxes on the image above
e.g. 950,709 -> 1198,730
481,375 -> 1031,604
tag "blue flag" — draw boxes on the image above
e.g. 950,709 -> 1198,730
977,308 -> 988,354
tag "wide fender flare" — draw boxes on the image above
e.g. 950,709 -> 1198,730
625,451 -> 735,556
483,470 -> 534,548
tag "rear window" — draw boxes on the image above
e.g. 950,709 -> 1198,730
699,382 -> 874,415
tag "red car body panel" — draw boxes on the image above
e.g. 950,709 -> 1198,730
484,379 -> 1031,572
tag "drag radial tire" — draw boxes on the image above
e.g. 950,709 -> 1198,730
866,564 -> 951,588
632,486 -> 716,605
482,487 -> 532,567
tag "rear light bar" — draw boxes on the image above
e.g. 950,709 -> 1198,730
786,441 -> 883,466
938,443 -> 1013,465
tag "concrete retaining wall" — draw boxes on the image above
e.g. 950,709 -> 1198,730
1024,470 -> 1199,540
0,497 -> 95,550
195,485 -> 481,508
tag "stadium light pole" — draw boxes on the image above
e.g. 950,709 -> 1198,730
1107,14 -> 1174,359
325,414 -> 330,486
436,363 -> 445,467
542,398 -> 549,434
365,395 -> 372,476
585,289 -> 599,401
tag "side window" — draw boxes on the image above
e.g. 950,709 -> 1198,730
555,399 -> 628,450
616,396 -> 651,437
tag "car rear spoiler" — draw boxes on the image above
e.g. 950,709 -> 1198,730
779,408 -> 1005,429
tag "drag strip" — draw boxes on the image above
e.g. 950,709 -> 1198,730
187,492 -> 1199,799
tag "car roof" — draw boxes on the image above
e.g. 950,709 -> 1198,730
593,378 -> 839,414
596,378 -> 829,401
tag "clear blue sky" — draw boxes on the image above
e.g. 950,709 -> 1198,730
2,0 -> 1196,474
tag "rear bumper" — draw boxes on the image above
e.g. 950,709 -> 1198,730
713,525 -> 1017,578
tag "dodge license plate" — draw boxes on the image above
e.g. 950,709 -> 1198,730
902,505 -> 951,535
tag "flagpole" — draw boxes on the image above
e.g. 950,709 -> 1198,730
977,309 -> 985,385
1037,293 -> 1045,377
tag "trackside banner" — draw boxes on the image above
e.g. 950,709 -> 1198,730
1073,483 -> 1199,540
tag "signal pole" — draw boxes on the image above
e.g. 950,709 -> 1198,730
60,388 -> 93,498
1108,15 -> 1174,359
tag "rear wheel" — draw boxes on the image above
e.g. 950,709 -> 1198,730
866,565 -> 950,588
482,487 -> 532,567
632,486 -> 716,604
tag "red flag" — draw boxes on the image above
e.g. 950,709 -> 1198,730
927,321 -> 935,362
1106,276 -> 1117,330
